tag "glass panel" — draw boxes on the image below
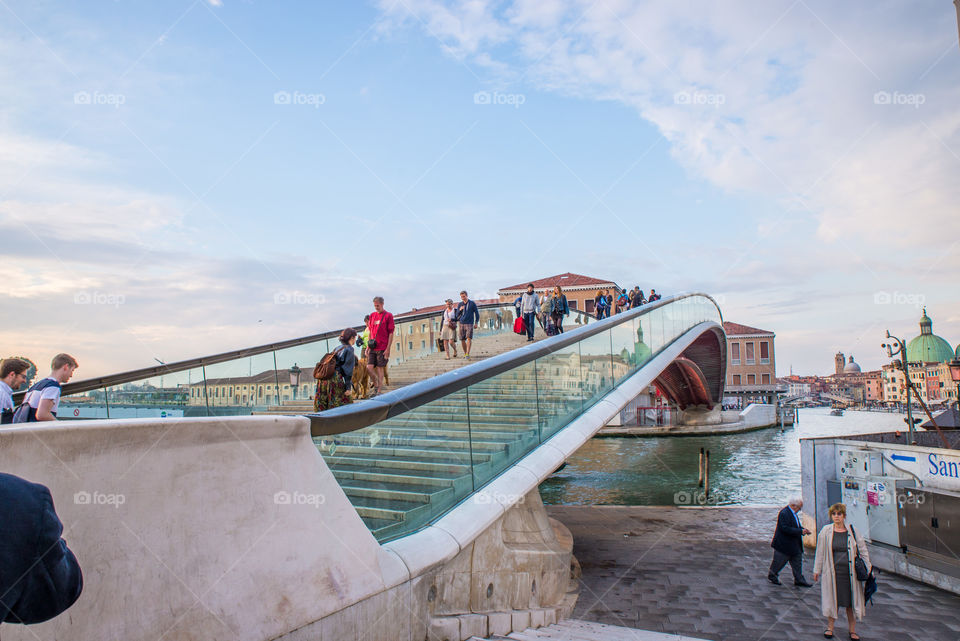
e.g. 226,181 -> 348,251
537,342 -> 582,440
580,329 -> 614,409
103,365 -> 207,419
642,311 -> 661,355
316,390 -> 472,543
266,343 -> 330,412
203,351 -> 290,415
58,387 -> 110,420
468,361 -> 539,488
610,316 -> 638,385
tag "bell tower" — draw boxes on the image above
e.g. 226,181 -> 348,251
835,352 -> 845,375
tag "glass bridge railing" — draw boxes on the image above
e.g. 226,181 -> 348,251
33,302 -> 550,420
309,294 -> 722,542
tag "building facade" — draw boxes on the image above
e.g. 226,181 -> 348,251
723,321 -> 781,405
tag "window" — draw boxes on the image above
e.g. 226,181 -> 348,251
396,342 -> 401,351
407,325 -> 413,334
762,374 -> 770,384
747,374 -> 756,384
745,342 -> 755,365
585,300 -> 595,313
421,323 -> 426,333
568,300 -> 578,310
731,343 -> 740,365
760,341 -> 769,364
408,341 -> 413,350
733,375 -> 742,385
421,340 -> 426,348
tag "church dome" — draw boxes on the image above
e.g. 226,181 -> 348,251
842,356 -> 861,373
906,308 -> 954,364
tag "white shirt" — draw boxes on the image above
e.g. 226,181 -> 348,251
0,381 -> 13,412
24,377 -> 62,415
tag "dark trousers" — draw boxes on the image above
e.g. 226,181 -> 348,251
769,549 -> 805,583
523,312 -> 536,339
552,312 -> 564,333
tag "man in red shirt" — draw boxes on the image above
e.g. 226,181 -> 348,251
366,296 -> 395,396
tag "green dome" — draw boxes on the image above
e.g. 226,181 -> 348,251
906,308 -> 954,364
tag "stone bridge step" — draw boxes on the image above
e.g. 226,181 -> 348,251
475,619 -> 710,641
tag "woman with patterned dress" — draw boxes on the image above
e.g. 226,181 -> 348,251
314,328 -> 357,411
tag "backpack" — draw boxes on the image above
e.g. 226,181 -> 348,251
314,346 -> 347,381
11,378 -> 61,423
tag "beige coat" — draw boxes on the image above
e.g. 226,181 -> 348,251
813,523 -> 871,620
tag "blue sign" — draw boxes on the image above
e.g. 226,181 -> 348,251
891,454 -> 916,462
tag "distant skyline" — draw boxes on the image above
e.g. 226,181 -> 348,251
1,1 -> 959,379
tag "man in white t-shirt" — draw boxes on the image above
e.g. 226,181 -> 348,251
20,354 -> 78,422
1,358 -> 30,423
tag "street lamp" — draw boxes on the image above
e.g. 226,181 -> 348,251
288,364 -> 302,400
882,331 -> 918,443
949,357 -> 960,407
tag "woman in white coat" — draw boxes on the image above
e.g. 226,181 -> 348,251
813,503 -> 871,640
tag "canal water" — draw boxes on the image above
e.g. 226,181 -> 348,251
539,408 -> 908,507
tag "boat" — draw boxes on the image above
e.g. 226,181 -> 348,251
830,408 -> 844,416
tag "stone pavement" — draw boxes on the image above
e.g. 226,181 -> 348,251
545,506 -> 960,641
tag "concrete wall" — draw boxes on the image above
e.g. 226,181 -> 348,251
739,403 -> 776,428
0,416 -> 400,641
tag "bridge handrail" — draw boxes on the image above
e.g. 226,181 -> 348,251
308,293 -> 723,436
12,301 -> 515,402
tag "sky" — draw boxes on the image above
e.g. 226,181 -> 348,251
1,0 -> 959,379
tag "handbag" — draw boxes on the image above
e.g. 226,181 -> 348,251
436,338 -> 445,351
849,525 -> 870,582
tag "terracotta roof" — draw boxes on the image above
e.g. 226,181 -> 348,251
395,298 -> 499,319
499,272 -> 619,293
723,321 -> 775,336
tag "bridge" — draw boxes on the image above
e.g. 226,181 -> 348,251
0,294 -> 725,641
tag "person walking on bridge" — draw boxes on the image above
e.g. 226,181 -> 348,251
441,299 -> 459,359
813,503 -> 871,640
768,496 -> 813,588
11,354 -> 77,422
519,284 -> 539,342
0,358 -> 29,424
456,291 -> 480,359
551,285 -> 569,334
539,288 -> 553,331
366,297 -> 394,397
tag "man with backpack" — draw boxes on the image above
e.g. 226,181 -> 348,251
12,354 -> 77,423
1,358 -> 30,424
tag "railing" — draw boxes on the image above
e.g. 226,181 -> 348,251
308,294 -> 723,541
25,301 -> 547,420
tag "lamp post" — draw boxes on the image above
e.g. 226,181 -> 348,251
882,331 -> 917,443
955,0 -> 960,50
289,364 -> 302,401
949,357 -> 960,408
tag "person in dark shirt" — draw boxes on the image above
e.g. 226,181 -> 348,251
456,291 -> 481,359
0,472 -> 83,625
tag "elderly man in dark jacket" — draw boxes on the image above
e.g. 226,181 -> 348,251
768,496 -> 812,587
0,472 -> 83,625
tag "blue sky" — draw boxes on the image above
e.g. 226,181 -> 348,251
2,0 -> 959,377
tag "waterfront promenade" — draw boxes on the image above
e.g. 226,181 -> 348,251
547,505 -> 960,641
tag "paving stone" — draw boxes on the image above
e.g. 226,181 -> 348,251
546,505 -> 960,641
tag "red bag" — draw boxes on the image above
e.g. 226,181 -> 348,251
513,317 -> 526,334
